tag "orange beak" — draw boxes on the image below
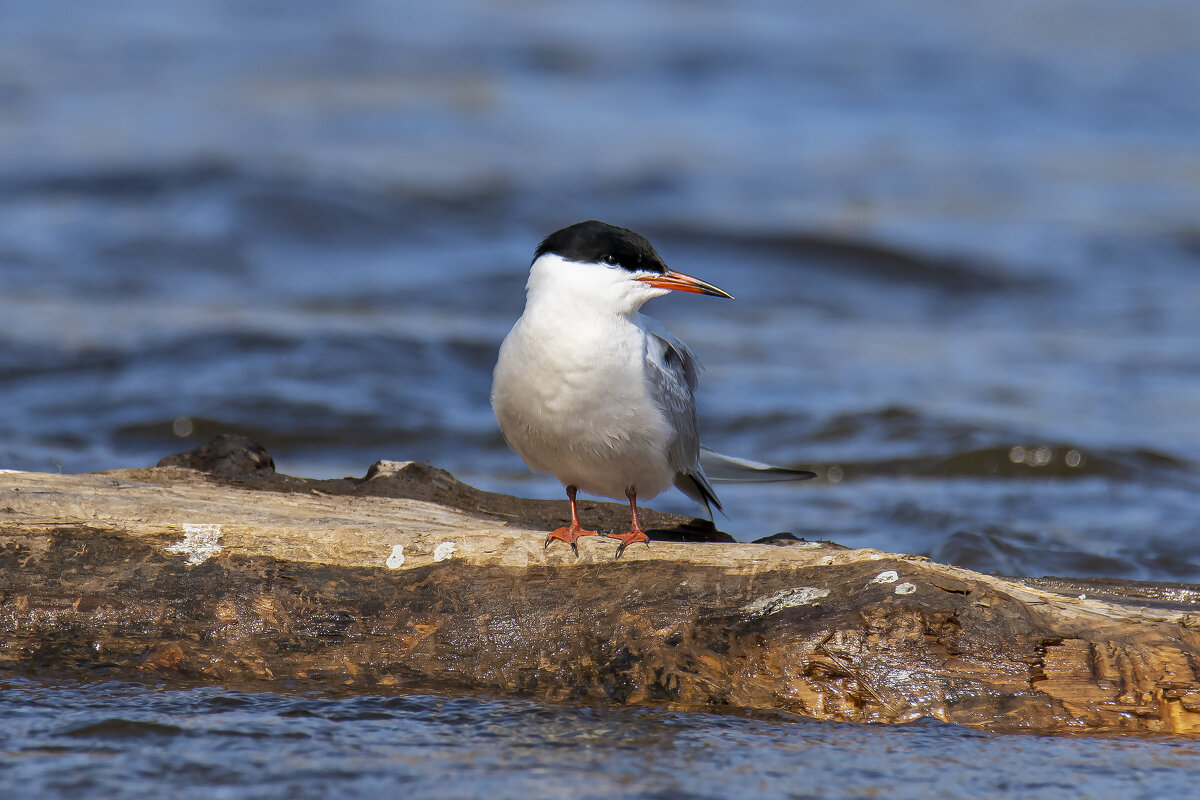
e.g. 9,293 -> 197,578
636,270 -> 733,299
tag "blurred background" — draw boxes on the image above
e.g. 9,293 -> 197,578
2,0 -> 1199,579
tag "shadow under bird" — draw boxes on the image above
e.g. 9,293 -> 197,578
492,220 -> 814,557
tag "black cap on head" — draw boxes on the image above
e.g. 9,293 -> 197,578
535,220 -> 667,275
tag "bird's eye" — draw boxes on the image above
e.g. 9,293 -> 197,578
602,255 -> 619,267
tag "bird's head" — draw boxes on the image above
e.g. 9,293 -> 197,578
526,220 -> 732,314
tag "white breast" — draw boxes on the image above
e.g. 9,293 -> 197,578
491,300 -> 677,501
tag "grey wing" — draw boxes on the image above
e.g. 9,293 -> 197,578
641,321 -> 722,516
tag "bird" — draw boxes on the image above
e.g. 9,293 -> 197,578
491,220 -> 814,557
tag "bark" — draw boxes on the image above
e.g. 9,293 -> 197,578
3,461 -> 1199,735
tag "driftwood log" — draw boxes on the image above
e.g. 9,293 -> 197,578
3,450 -> 1200,735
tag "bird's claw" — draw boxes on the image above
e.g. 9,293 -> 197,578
608,530 -> 650,560
545,524 -> 598,556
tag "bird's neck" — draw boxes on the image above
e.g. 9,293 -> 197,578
523,291 -> 639,331
524,253 -> 652,318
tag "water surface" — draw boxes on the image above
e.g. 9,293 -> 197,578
2,1 -> 1200,794
1,679 -> 1192,800
3,1 -> 1199,579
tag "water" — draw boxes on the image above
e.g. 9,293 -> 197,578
3,0 -> 1200,793
1,678 -> 1193,800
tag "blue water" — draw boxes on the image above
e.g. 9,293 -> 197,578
1,679 -> 1194,800
3,0 -> 1200,794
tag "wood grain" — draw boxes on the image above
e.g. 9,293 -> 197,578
2,463 -> 1199,735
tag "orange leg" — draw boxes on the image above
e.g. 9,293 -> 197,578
607,487 -> 651,558
545,485 -> 599,556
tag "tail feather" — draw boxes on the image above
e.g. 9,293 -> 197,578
699,447 -> 817,483
674,471 -> 723,519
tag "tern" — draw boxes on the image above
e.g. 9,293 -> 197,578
492,220 -> 814,556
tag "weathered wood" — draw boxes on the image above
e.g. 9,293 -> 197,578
3,462 -> 1200,735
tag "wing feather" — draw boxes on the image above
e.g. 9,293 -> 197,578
641,319 -> 722,516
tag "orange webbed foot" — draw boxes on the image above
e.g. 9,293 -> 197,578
545,524 -> 599,556
607,529 -> 650,559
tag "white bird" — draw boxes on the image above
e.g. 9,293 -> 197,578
492,220 -> 813,556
